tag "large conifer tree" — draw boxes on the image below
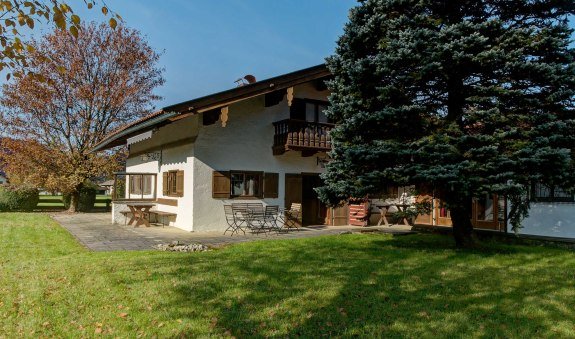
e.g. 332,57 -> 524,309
319,0 -> 575,247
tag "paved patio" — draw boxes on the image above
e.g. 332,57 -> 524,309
51,213 -> 416,251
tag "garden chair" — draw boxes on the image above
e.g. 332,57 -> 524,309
231,203 -> 250,234
246,203 -> 267,234
278,203 -> 302,231
264,205 -> 280,233
223,205 -> 244,235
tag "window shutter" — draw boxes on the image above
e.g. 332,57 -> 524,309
162,172 -> 168,196
263,172 -> 279,198
176,170 -> 184,197
212,171 -> 231,198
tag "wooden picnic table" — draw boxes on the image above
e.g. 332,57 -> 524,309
126,204 -> 155,227
375,203 -> 411,227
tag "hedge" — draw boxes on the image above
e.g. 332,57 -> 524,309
63,184 -> 97,212
0,185 -> 39,212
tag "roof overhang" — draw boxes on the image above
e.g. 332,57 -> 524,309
91,64 -> 330,152
91,111 -> 179,152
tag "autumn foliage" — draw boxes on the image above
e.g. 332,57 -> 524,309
0,1 -> 120,76
0,22 -> 164,211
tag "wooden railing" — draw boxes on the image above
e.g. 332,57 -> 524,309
273,119 -> 334,155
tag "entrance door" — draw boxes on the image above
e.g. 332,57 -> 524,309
301,174 -> 327,225
284,174 -> 302,207
284,174 -> 303,227
285,173 -> 328,226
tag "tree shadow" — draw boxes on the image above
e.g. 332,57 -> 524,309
113,234 -> 575,337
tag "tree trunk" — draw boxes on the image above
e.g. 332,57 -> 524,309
449,200 -> 475,248
68,191 -> 79,213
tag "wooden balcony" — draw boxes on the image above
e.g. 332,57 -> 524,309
272,119 -> 334,156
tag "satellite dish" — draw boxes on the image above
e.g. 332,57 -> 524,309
244,74 -> 256,84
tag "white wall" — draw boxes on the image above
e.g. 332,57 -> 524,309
124,118 -> 199,231
509,202 -> 575,238
123,82 -> 330,232
192,84 -> 329,232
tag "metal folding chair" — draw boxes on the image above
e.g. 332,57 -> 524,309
231,203 -> 250,235
264,205 -> 280,233
224,205 -> 244,235
246,203 -> 267,234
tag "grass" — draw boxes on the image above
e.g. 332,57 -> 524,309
36,195 -> 111,210
1,213 -> 575,337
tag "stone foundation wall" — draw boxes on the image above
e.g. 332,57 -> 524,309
111,201 -> 134,225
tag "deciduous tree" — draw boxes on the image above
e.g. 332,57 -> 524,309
318,0 -> 575,247
0,22 -> 164,211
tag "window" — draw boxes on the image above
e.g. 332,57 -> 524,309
290,98 -> 330,123
231,171 -> 262,197
163,170 -> 184,197
532,183 -> 574,202
129,175 -> 152,195
212,171 -> 278,199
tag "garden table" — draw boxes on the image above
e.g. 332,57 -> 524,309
375,203 -> 412,226
126,204 -> 155,227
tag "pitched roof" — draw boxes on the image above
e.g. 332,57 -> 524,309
91,64 -> 330,152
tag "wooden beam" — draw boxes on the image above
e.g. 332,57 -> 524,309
220,106 -> 229,127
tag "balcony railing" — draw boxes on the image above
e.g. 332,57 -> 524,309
273,119 -> 334,155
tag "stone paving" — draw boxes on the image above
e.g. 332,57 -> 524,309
51,212 -> 416,252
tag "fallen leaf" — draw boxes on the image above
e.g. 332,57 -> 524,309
118,313 -> 128,318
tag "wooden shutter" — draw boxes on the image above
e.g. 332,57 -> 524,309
263,172 -> 279,198
162,172 -> 168,196
176,170 -> 184,197
212,171 -> 231,198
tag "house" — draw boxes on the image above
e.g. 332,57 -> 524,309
93,64 -> 575,238
98,179 -> 115,196
93,65 -> 348,232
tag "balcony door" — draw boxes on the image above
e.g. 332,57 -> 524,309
290,98 -> 329,123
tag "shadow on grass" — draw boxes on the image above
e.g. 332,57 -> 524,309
114,233 -> 575,337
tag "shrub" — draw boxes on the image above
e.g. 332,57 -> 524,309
63,183 -> 98,212
0,185 -> 40,211
62,182 -> 97,212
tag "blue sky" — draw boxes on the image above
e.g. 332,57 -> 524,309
73,0 -> 357,109
16,2 -> 575,110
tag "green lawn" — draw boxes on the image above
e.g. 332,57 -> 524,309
36,195 -> 111,210
1,213 -> 574,337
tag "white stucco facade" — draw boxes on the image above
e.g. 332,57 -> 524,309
117,82 -> 329,232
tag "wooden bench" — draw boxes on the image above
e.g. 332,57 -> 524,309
120,210 -> 133,225
148,211 -> 177,227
